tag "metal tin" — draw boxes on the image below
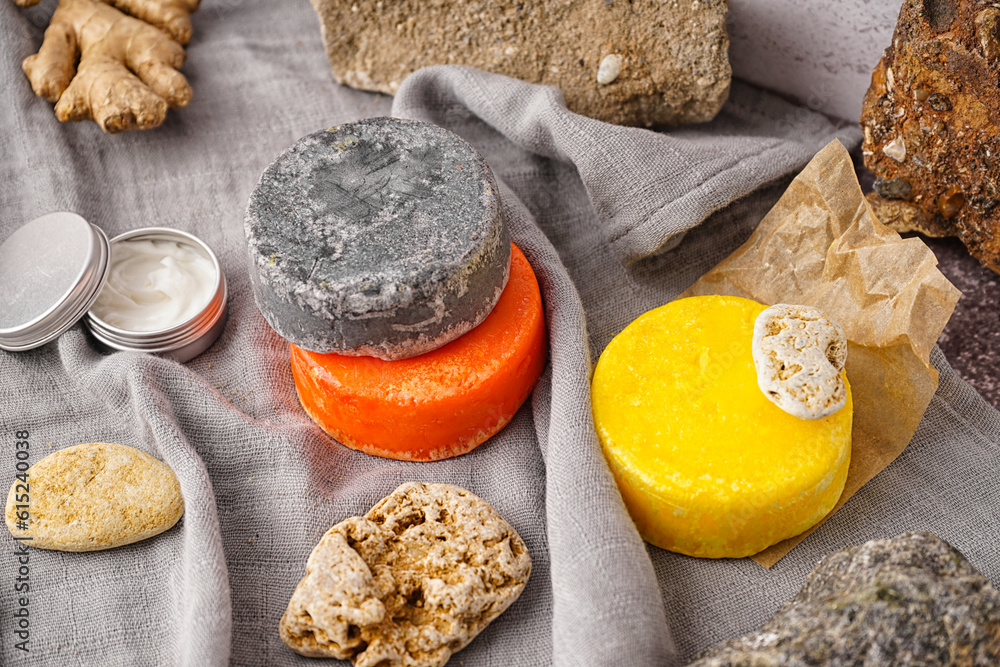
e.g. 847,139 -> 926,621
84,228 -> 228,363
0,214 -> 226,362
0,212 -> 111,351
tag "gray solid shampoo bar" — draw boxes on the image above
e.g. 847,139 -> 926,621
244,117 -> 509,359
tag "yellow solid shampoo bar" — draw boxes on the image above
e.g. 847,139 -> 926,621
591,296 -> 852,559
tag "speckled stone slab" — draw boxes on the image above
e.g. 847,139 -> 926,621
308,0 -> 731,127
245,118 -> 509,359
690,532 -> 1000,666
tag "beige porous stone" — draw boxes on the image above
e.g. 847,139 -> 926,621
4,442 -> 184,551
280,482 -> 531,667
752,304 -> 848,420
309,0 -> 731,127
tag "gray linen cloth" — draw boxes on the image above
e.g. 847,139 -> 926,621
1,1 -> 998,666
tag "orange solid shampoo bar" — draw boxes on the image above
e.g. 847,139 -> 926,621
291,243 -> 547,461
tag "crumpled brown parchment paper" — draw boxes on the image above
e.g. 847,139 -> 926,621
682,139 -> 962,567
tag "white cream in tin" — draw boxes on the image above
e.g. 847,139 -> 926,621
90,238 -> 217,332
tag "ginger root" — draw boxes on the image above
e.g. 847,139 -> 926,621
17,0 -> 200,133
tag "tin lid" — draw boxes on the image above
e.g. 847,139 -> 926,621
0,212 -> 110,351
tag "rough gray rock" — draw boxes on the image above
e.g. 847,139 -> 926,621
690,532 -> 1000,666
861,0 -> 1000,274
245,118 -> 509,359
308,0 -> 731,128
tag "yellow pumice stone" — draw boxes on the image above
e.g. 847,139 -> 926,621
591,295 -> 852,559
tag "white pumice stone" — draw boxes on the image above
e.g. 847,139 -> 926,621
280,483 -> 531,666
597,54 -> 623,85
752,304 -> 848,420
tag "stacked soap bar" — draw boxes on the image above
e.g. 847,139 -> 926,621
245,118 -> 546,461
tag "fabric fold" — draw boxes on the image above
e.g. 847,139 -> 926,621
393,65 -> 862,265
498,187 -> 677,665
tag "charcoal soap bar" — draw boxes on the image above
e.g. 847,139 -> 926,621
245,118 -> 509,359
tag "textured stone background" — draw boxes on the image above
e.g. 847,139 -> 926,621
922,236 -> 1000,409
729,0 -> 902,121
